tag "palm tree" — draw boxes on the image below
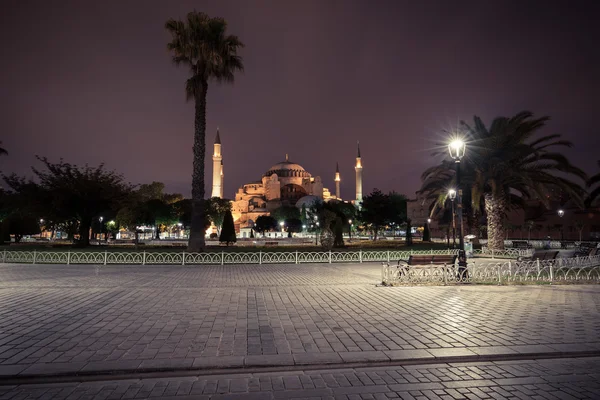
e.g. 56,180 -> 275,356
421,111 -> 586,250
165,12 -> 244,252
586,160 -> 600,207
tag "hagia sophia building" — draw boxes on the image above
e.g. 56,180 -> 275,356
209,129 -> 363,234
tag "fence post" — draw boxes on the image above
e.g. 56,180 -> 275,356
491,249 -> 494,259
142,251 -> 146,265
359,249 -> 362,263
104,250 -> 107,266
387,251 -> 390,262
182,251 -> 185,266
508,260 -> 512,281
497,265 -> 502,285
2,249 -> 5,264
411,249 -> 413,256
549,263 -> 554,283
221,251 -> 224,265
295,250 -> 298,264
259,251 -> 262,265
329,250 -> 332,264
536,258 -> 540,277
33,250 -> 37,264
67,251 -> 71,265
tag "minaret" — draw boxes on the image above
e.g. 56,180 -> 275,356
211,128 -> 222,198
334,162 -> 341,199
355,141 -> 363,206
220,159 -> 224,198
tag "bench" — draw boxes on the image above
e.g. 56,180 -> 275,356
518,250 -> 559,261
264,241 -> 279,246
512,240 -> 532,249
397,254 -> 457,271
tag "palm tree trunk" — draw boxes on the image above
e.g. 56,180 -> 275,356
485,193 -> 505,250
188,80 -> 208,252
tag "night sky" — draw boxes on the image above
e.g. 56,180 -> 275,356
1,0 -> 598,200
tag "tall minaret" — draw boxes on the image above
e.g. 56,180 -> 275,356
220,159 -> 224,198
355,141 -> 363,206
211,128 -> 222,198
334,162 -> 341,199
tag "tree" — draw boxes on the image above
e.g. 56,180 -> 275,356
219,210 -> 236,245
4,215 -> 40,243
360,189 -> 390,241
423,223 -> 431,241
166,12 -> 244,252
285,218 -> 303,235
254,215 -> 277,236
3,157 -> 133,247
145,198 -> 175,239
206,197 -> 232,234
421,111 -> 586,250
271,206 -> 300,224
587,160 -> 600,207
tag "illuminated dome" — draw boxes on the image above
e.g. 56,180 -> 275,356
295,195 -> 322,210
264,154 -> 311,178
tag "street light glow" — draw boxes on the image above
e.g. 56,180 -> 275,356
448,138 -> 466,160
558,209 -> 565,217
427,218 -> 431,224
448,189 -> 456,200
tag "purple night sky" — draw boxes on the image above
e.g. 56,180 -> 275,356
1,0 -> 598,200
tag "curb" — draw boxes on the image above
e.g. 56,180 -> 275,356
2,349 -> 600,386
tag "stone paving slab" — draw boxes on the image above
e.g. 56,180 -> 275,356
2,357 -> 600,399
1,263 -> 600,380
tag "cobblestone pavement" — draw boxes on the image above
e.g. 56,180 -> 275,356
1,263 -> 600,379
2,357 -> 600,399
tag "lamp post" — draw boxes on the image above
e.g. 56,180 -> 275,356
315,221 -> 320,245
99,216 -> 104,242
280,221 -> 285,238
449,139 -> 466,276
348,219 -> 353,241
558,209 -> 564,242
448,189 -> 456,248
426,218 -> 431,242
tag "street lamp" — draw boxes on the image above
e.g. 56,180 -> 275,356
348,219 -> 353,240
448,189 -> 457,248
315,221 -> 320,245
99,216 -> 104,243
279,221 -> 285,237
448,138 -> 466,276
558,209 -> 565,241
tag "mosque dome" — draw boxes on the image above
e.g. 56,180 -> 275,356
264,154 -> 311,178
295,195 -> 322,210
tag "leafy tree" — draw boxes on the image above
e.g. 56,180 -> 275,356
206,197 -> 232,234
3,157 -> 133,247
145,198 -> 176,239
360,189 -> 390,240
138,182 -> 165,201
421,111 -> 586,250
166,11 -> 244,252
254,215 -> 277,236
271,206 -> 300,224
5,215 -> 40,243
388,192 -> 407,226
405,219 -> 413,246
219,210 -> 236,245
285,218 -> 303,234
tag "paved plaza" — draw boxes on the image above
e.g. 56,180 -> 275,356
1,262 -> 600,398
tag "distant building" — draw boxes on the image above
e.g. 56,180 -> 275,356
210,130 -> 364,230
